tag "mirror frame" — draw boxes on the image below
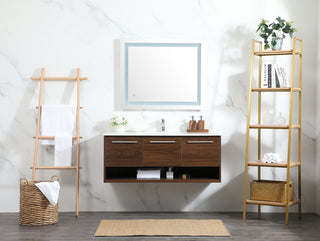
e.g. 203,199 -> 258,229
116,39 -> 207,110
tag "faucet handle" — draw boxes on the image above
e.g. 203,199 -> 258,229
161,119 -> 165,132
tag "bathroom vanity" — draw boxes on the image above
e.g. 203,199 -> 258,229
103,133 -> 221,183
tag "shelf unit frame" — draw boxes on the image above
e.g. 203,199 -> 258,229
242,38 -> 302,224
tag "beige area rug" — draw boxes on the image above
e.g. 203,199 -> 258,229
94,219 -> 230,237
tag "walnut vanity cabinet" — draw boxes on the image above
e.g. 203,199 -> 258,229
104,135 -> 221,183
143,137 -> 181,166
104,137 -> 143,166
181,137 -> 221,166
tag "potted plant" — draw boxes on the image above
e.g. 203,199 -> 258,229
256,17 -> 297,50
111,116 -> 128,132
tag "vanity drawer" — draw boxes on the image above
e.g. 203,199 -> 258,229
181,137 -> 221,166
104,137 -> 143,166
143,137 -> 181,166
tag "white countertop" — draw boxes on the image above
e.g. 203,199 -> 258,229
103,131 -> 220,136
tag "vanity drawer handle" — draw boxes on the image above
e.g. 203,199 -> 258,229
149,141 -> 176,144
111,141 -> 138,144
187,141 -> 214,144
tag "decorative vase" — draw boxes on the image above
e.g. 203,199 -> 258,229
276,112 -> 286,125
114,126 -> 125,133
263,111 -> 274,125
271,37 -> 283,51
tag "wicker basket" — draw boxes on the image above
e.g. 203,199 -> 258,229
250,180 -> 294,203
19,176 -> 59,226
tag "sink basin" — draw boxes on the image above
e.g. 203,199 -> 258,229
103,131 -> 214,136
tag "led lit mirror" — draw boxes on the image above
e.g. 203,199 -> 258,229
115,40 -> 206,110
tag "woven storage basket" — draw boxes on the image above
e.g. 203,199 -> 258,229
250,180 -> 294,203
19,176 -> 59,226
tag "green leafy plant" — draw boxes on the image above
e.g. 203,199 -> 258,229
111,116 -> 128,128
256,17 -> 297,50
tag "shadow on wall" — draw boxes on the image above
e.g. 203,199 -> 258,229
0,78 -> 37,187
207,25 -> 253,127
71,134 -> 111,211
0,67 -> 49,189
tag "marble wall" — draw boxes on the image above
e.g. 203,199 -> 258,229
316,1 -> 320,215
0,0 -> 318,213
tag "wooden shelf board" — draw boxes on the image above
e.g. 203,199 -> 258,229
104,178 -> 220,183
249,124 -> 300,129
254,49 -> 302,56
252,87 -> 301,92
248,160 -> 300,168
246,199 -> 300,207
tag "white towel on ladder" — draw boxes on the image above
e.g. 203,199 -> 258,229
55,133 -> 73,166
40,104 -> 76,166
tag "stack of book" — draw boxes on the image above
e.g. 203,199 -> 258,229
262,63 -> 289,88
137,169 -> 161,180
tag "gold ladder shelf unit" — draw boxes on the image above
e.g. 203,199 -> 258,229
242,38 -> 302,224
31,68 -> 87,217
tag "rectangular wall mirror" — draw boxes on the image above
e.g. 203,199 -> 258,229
115,39 -> 207,110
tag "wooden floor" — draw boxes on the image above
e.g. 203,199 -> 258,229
1,212 -> 320,241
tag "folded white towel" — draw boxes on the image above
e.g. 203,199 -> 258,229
40,104 -> 76,166
41,104 -> 76,145
262,153 -> 283,163
55,133 -> 72,166
35,181 -> 60,206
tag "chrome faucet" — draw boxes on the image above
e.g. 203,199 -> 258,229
161,119 -> 165,132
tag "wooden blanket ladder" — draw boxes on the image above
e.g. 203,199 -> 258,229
31,68 -> 87,217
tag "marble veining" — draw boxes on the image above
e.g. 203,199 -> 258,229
0,0 -> 318,213
85,0 -> 131,35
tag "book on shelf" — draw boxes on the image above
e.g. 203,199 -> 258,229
137,169 -> 161,180
268,63 -> 272,88
274,65 -> 281,88
262,63 -> 289,88
276,64 -> 289,87
262,63 -> 268,88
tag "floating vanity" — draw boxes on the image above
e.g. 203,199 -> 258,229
103,133 -> 221,183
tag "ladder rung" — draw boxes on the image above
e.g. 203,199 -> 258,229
36,106 -> 83,109
31,76 -> 88,80
33,136 -> 82,139
30,166 -> 82,170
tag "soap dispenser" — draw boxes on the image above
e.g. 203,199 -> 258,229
166,167 -> 174,180
189,116 -> 197,131
198,115 -> 205,130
